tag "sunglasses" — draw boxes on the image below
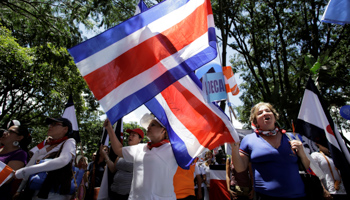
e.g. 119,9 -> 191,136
3,129 -> 19,136
48,122 -> 64,127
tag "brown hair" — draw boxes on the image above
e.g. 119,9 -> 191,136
249,102 -> 279,127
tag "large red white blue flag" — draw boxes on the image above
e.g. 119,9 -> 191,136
296,76 -> 350,194
145,73 -> 239,169
322,0 -> 350,25
69,0 -> 217,124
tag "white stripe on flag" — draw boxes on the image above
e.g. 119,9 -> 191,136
99,33 -> 210,112
62,105 -> 79,131
76,0 -> 207,76
298,89 -> 340,150
0,161 -> 14,187
210,169 -> 226,180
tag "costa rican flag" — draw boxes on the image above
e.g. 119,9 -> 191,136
222,66 -> 239,95
69,0 -> 217,124
145,73 -> 239,169
296,76 -> 350,194
0,161 -> 14,187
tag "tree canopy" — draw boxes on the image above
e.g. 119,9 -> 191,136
212,0 -> 350,131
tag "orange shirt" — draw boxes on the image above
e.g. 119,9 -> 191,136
173,163 -> 196,199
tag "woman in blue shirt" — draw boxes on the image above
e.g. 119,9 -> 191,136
231,102 -> 310,200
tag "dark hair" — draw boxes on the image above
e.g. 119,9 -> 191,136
17,126 -> 32,152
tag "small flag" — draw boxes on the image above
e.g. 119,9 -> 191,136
209,165 -> 230,200
62,95 -> 80,143
321,0 -> 350,25
296,76 -> 350,194
97,118 -> 123,200
222,66 -> 239,95
69,0 -> 217,124
0,161 -> 14,187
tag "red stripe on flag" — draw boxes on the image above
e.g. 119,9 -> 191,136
209,179 -> 230,200
326,125 -> 335,136
0,165 -> 13,185
162,81 -> 234,149
84,3 -> 209,100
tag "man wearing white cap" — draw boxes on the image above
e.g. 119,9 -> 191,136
103,113 -> 178,200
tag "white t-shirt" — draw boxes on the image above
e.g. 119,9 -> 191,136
123,143 -> 178,200
311,152 -> 346,195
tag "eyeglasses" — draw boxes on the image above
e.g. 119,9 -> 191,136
48,122 -> 64,127
4,129 -> 19,135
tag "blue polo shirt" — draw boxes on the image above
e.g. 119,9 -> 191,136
240,133 -> 305,198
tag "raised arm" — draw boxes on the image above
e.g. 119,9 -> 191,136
103,119 -> 123,157
230,142 -> 249,173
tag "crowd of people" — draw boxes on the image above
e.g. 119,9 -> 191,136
0,102 -> 349,200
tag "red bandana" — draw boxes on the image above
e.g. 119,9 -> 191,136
147,139 -> 170,150
46,136 -> 68,146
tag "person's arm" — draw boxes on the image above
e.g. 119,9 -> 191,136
226,158 -> 236,198
231,142 -> 249,173
15,139 -> 75,179
196,173 -> 203,200
290,139 -> 310,169
100,146 -> 117,173
103,119 -> 123,157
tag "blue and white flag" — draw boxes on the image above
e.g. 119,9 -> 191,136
322,0 -> 350,25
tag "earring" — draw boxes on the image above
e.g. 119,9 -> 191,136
13,141 -> 19,147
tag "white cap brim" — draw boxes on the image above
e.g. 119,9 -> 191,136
140,113 -> 164,129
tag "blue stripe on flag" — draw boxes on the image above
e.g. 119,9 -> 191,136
105,44 -> 216,124
69,0 -> 190,63
145,93 -> 193,169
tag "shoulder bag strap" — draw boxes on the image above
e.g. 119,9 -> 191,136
320,151 -> 340,181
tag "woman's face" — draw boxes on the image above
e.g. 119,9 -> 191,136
128,132 -> 141,146
147,120 -> 165,143
1,126 -> 22,146
47,122 -> 67,139
256,105 -> 276,131
77,157 -> 88,170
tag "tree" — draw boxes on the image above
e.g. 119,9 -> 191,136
212,0 -> 350,131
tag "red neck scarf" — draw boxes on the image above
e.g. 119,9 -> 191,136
147,139 -> 170,150
46,136 -> 68,146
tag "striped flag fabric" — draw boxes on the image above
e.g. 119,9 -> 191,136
322,0 -> 350,25
0,161 -> 14,187
209,165 -> 230,200
296,76 -> 350,194
145,73 -> 239,169
222,66 -> 239,95
97,118 -> 123,200
62,95 -> 80,143
134,0 -> 149,15
69,0 -> 217,124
